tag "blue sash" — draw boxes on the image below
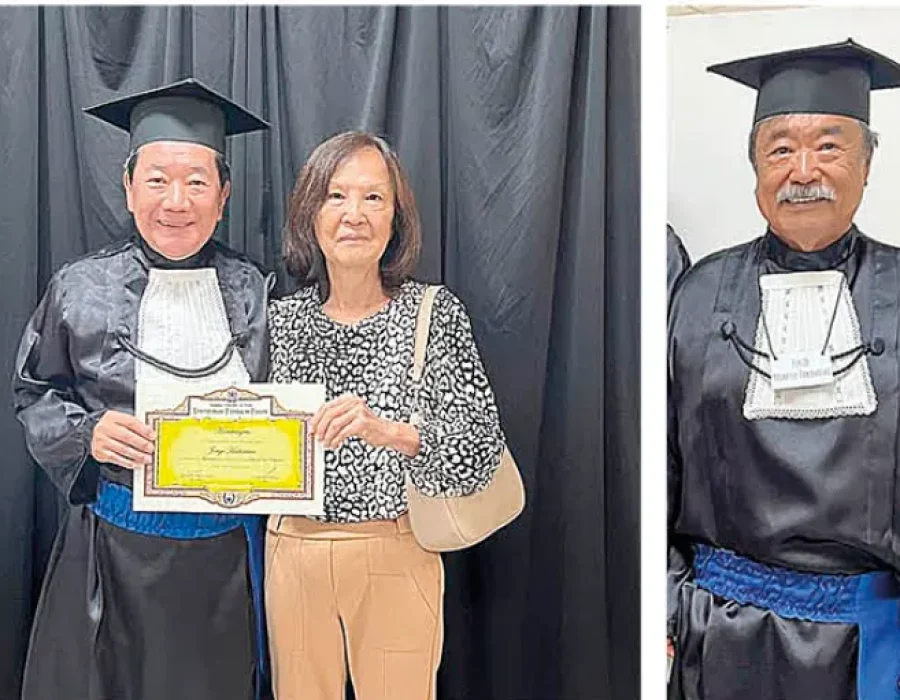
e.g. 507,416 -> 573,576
89,480 -> 269,700
694,543 -> 900,700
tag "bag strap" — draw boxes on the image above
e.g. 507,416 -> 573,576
409,285 -> 442,425
412,285 -> 442,384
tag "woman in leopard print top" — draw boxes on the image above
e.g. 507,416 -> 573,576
265,131 -> 505,700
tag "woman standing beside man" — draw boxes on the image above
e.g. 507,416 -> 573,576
265,131 -> 508,700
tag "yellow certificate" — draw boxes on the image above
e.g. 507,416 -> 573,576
133,384 -> 325,515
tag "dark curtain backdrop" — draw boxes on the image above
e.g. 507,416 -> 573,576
0,6 -> 640,700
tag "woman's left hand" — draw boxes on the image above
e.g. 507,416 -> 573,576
311,394 -> 419,455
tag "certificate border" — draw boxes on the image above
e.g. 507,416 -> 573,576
143,386 -> 316,509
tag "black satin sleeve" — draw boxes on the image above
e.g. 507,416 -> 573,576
12,273 -> 103,505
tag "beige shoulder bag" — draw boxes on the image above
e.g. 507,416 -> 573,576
405,285 -> 526,552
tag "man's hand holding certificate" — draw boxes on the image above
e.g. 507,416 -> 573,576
133,383 -> 326,515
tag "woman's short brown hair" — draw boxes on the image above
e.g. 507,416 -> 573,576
283,131 -> 422,298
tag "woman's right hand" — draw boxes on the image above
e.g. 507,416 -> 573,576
91,410 -> 156,470
311,393 -> 420,456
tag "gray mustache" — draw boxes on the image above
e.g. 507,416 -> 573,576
776,183 -> 836,204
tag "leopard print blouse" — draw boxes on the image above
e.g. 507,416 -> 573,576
268,280 -> 505,522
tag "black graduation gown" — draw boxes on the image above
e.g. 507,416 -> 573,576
13,238 -> 272,700
668,227 -> 900,700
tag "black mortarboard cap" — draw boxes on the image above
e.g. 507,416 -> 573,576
707,39 -> 900,124
83,78 -> 269,153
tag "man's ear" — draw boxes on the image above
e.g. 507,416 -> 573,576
123,168 -> 135,213
217,180 -> 232,221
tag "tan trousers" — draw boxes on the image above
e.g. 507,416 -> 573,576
265,513 -> 444,700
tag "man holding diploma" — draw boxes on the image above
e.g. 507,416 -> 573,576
13,79 -> 272,700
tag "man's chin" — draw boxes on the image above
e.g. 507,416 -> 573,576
140,231 -> 211,261
773,207 -> 834,230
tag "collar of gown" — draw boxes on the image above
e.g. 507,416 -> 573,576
763,225 -> 859,271
135,233 -> 215,270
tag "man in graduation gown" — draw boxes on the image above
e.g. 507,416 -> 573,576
13,79 -> 272,700
669,40 -> 900,700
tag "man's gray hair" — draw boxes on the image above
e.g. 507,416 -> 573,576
747,116 -> 880,170
123,148 -> 231,187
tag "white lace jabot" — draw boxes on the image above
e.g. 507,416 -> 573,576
743,270 -> 876,420
135,268 -> 249,395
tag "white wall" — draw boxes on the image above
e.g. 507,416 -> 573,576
667,7 -> 900,263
